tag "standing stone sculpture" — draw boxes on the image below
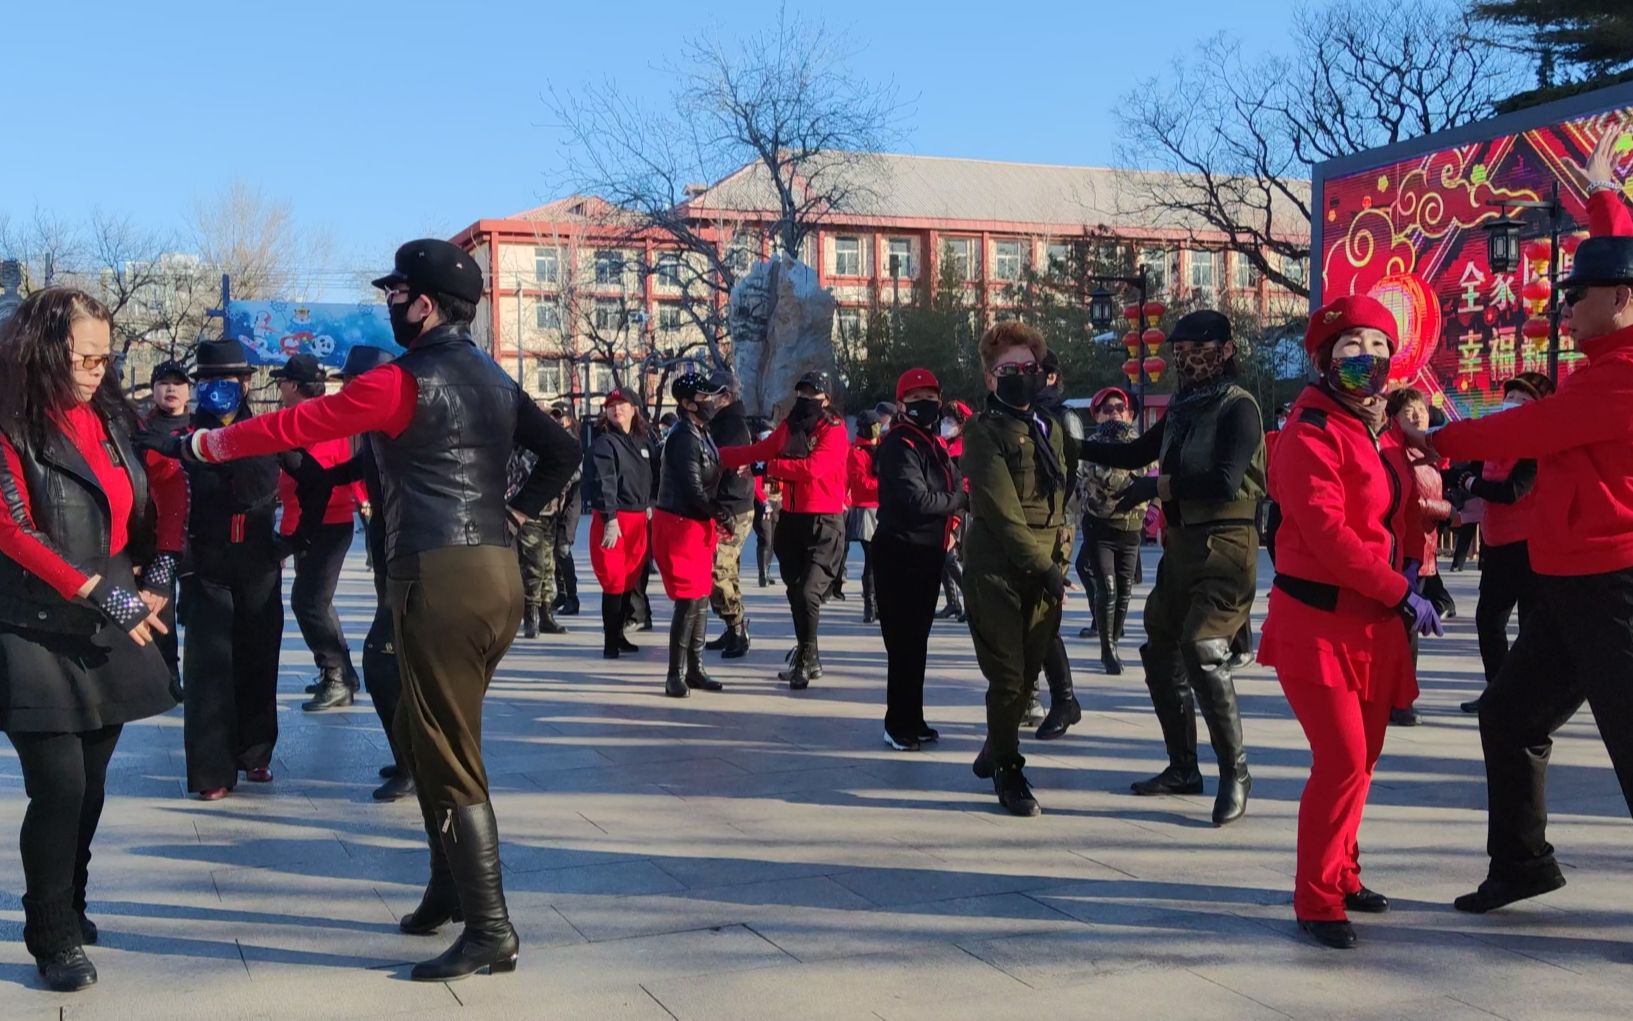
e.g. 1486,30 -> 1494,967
728,253 -> 837,418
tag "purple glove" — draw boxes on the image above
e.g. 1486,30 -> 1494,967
1403,559 -> 1422,595
1402,591 -> 1443,637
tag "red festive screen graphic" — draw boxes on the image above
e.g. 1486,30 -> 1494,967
1315,104 -> 1633,420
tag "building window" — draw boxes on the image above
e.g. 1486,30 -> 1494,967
1189,250 -> 1217,292
534,247 -> 560,284
835,307 -> 863,339
886,238 -> 913,278
994,309 -> 1018,322
535,359 -> 568,395
941,237 -> 979,281
729,231 -> 758,272
1138,248 -> 1171,296
1282,253 -> 1309,289
1232,254 -> 1261,290
593,249 -> 624,285
657,303 -> 684,333
655,252 -> 683,288
536,302 -> 562,330
588,361 -> 614,396
834,236 -> 863,277
592,299 -> 625,332
1045,242 -> 1072,272
994,240 -> 1025,281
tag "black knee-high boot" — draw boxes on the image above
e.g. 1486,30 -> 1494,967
664,599 -> 693,697
601,593 -> 623,659
410,802 -> 518,981
1036,635 -> 1081,740
1130,642 -> 1203,795
686,599 -> 723,691
1183,638 -> 1250,826
399,786 -> 461,934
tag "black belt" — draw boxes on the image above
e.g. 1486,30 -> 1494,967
1273,573 -> 1338,612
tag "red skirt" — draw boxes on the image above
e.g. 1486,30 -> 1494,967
589,510 -> 649,594
1259,588 -> 1416,706
651,509 -> 719,600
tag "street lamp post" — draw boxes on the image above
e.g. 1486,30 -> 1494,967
1484,182 -> 1565,382
1085,264 -> 1154,432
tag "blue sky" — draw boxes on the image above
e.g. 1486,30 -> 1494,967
8,0 -> 1302,288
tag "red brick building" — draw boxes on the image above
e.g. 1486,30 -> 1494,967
451,153 -> 1309,399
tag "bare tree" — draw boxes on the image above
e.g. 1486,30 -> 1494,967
0,209 -> 84,291
190,180 -> 333,301
1116,0 -> 1526,298
550,6 -> 904,363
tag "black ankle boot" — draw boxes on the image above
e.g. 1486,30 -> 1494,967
1298,918 -> 1357,950
664,600 -> 692,698
537,602 -> 567,635
411,802 -> 519,982
1037,637 -> 1081,741
779,643 -> 817,690
522,602 -> 539,639
36,947 -> 97,992
685,601 -> 723,692
1213,758 -> 1252,827
24,896 -> 95,991
722,618 -> 750,659
302,667 -> 354,711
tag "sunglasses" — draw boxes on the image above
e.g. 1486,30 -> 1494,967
1561,287 -> 1587,307
991,361 -> 1041,378
1098,402 -> 1128,414
70,351 -> 113,371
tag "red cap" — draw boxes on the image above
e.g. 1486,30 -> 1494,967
1090,386 -> 1130,411
895,367 -> 941,402
1304,294 -> 1399,355
602,388 -> 632,407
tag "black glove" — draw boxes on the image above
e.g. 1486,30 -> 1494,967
1041,566 -> 1067,601
88,576 -> 149,633
954,489 -> 970,512
135,428 -> 185,461
1114,476 -> 1160,514
140,552 -> 179,594
750,461 -> 768,477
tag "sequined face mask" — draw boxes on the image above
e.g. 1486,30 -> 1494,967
1324,354 -> 1391,398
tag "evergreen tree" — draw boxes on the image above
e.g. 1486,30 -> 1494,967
1473,1 -> 1633,109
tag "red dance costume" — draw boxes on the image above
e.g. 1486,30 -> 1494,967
1261,384 -> 1419,922
590,511 -> 649,594
651,510 -> 717,600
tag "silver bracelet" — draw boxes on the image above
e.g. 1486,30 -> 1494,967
1589,178 -> 1621,195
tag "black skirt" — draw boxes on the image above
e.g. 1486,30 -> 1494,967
0,556 -> 177,734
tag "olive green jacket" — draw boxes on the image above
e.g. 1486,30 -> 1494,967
962,400 -> 1078,578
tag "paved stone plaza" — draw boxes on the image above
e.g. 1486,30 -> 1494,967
1,542 -> 1629,1020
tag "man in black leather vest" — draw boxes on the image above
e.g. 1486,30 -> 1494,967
151,240 -> 579,982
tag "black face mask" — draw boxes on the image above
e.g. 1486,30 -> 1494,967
787,396 -> 823,432
994,371 -> 1045,409
902,399 -> 941,431
388,298 -> 424,347
691,399 -> 718,424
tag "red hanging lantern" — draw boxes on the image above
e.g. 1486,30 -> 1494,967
1521,277 -> 1551,304
1520,317 -> 1551,341
1123,331 -> 1141,358
1122,358 -> 1141,385
1142,355 -> 1167,384
1142,301 -> 1166,327
1142,327 -> 1165,356
1123,304 -> 1142,325
1562,233 -> 1585,256
1523,238 -> 1553,264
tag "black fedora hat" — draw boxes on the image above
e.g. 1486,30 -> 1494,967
1560,236 -> 1633,288
269,352 -> 325,383
191,339 -> 254,380
334,344 -> 396,379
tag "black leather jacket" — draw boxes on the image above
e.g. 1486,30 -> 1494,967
708,400 -> 754,515
657,418 -> 722,522
875,421 -> 963,547
0,413 -> 153,635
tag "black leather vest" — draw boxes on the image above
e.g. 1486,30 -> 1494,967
0,414 -> 150,635
371,326 -> 520,563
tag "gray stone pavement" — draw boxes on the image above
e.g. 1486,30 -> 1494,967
1,540 -> 1630,1020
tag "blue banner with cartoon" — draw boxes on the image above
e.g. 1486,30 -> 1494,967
226,300 -> 401,367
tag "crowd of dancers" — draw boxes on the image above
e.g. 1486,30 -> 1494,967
2,133 -> 1633,992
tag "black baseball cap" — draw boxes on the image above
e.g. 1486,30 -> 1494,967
1169,310 -> 1233,344
795,370 -> 833,395
672,372 -> 728,403
269,353 -> 325,383
151,360 -> 189,386
372,239 -> 484,305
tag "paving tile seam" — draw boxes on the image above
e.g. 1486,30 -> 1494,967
639,982 -> 681,1019
1445,993 -> 1516,1020
1182,965 -> 1298,1020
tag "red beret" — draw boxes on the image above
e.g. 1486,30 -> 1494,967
895,367 -> 941,402
1304,294 -> 1399,355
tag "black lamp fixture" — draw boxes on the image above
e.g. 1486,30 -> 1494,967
1484,213 -> 1525,275
1088,287 -> 1116,331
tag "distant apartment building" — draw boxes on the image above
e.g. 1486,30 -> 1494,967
451,154 -> 1310,399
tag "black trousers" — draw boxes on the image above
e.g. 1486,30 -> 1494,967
1480,568 -> 1633,878
182,554 -> 283,792
8,724 -> 121,956
1076,519 -> 1139,634
553,507 -> 579,604
290,522 -> 355,673
1451,523 -> 1478,569
363,543 -> 405,771
875,536 -> 943,737
773,511 -> 845,646
754,502 -> 775,581
831,537 -> 850,596
1476,540 -> 1533,684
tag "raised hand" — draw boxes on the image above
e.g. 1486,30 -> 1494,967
1586,124 -> 1626,187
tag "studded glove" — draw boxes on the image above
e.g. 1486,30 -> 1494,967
89,577 -> 150,633
140,553 -> 179,594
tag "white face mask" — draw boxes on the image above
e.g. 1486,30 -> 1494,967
1501,398 -> 1525,411
1276,417 -> 1287,431
939,420 -> 959,440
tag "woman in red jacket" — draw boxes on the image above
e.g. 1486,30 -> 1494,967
720,371 -> 849,689
847,410 -> 883,623
1383,387 -> 1453,727
1261,294 -> 1443,950
0,289 -> 185,991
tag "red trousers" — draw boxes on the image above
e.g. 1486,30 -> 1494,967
651,509 -> 718,600
589,510 -> 649,594
1279,678 -> 1392,921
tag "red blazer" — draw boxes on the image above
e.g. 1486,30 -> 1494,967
847,440 -> 880,509
1435,321 -> 1633,576
1268,386 -> 1413,621
1387,424 -> 1451,574
720,418 -> 849,514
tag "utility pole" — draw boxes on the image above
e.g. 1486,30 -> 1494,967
516,278 -> 526,392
